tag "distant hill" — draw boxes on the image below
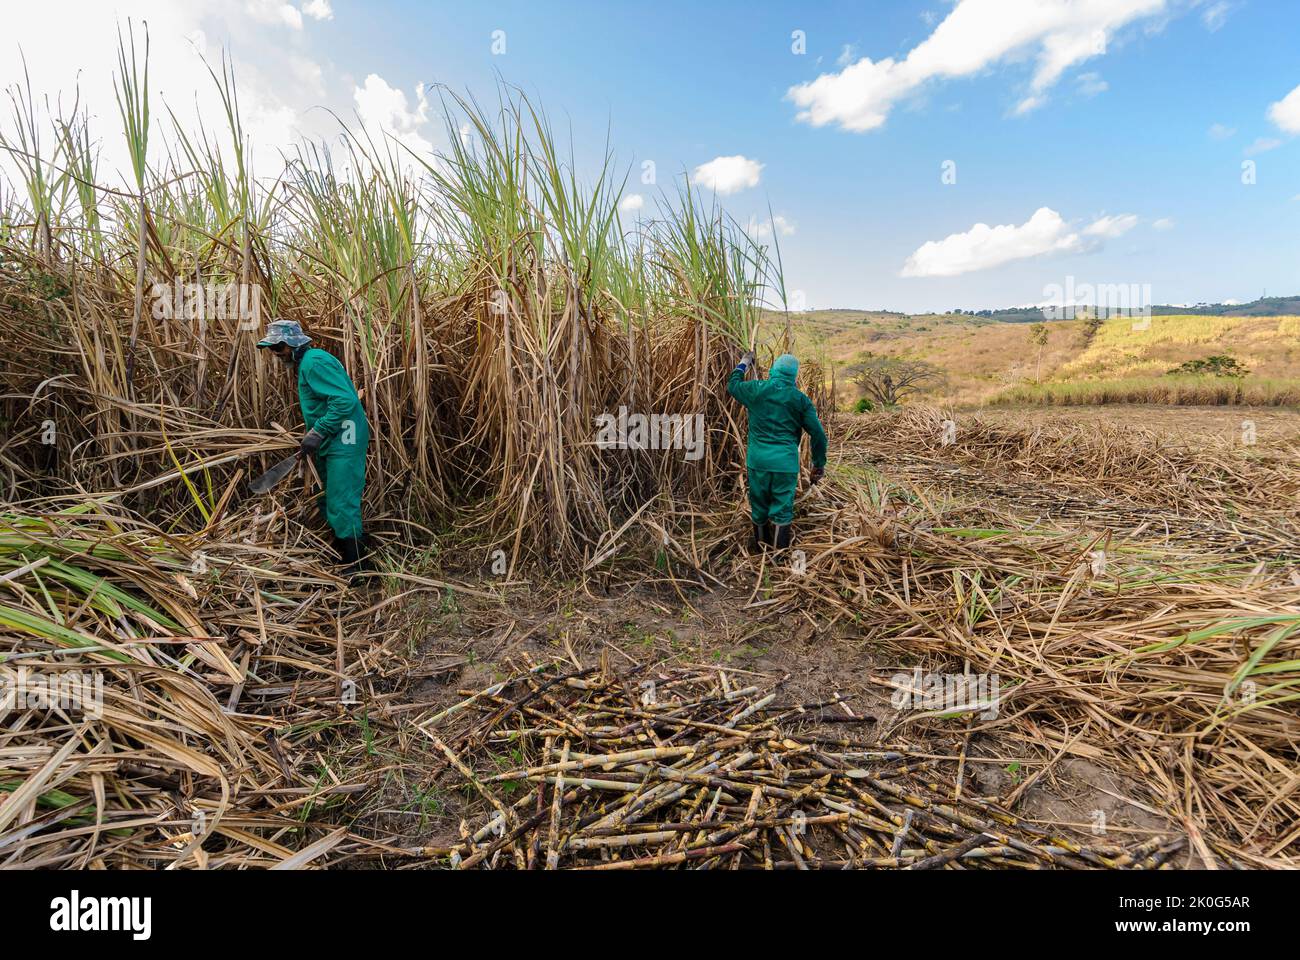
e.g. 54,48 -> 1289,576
767,308 -> 1300,407
1151,296 -> 1300,317
932,295 -> 1300,324
768,296 -> 1300,328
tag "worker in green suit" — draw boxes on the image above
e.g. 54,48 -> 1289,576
727,351 -> 827,552
257,320 -> 371,578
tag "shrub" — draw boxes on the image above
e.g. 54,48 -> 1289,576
1167,355 -> 1249,378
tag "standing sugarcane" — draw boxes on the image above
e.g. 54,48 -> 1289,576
257,320 -> 371,580
727,351 -> 827,552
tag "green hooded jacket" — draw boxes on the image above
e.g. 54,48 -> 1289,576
296,347 -> 370,455
294,346 -> 369,540
726,354 -> 827,474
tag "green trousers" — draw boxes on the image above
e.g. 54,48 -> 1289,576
746,468 -> 798,526
313,446 -> 367,540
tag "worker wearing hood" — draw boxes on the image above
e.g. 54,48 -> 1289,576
257,320 -> 371,579
726,351 -> 827,550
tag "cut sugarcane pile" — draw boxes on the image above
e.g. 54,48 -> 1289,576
429,659 -> 1182,869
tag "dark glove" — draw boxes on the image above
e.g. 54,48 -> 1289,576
737,350 -> 756,373
809,466 -> 825,486
299,429 -> 324,457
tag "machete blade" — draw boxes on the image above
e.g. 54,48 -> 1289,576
249,454 -> 299,495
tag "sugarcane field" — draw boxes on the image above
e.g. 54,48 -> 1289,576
0,0 -> 1294,937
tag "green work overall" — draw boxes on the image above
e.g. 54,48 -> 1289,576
296,346 -> 369,540
726,359 -> 827,526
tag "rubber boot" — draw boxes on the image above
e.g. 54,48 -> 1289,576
749,523 -> 765,554
355,532 -> 373,574
337,533 -> 370,584
773,524 -> 792,550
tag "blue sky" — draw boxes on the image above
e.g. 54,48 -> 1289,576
7,0 -> 1299,311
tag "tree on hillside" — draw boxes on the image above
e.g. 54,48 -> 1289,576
1028,323 -> 1050,383
1078,315 -> 1104,347
848,354 -> 947,407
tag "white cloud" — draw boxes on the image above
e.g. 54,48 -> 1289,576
619,193 -> 645,213
787,0 -> 1167,132
1152,217 -> 1175,230
353,74 -> 434,156
901,207 -> 1084,278
290,54 -> 326,96
1267,83 -> 1300,135
746,214 -> 796,240
1014,95 -> 1046,115
0,1 -> 336,185
245,0 -> 304,30
1076,72 -> 1108,97
302,0 -> 334,20
1244,136 -> 1282,156
691,155 -> 762,195
1208,122 -> 1235,139
1201,1 -> 1233,31
1084,212 -> 1138,238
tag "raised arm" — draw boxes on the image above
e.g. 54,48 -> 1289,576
726,350 -> 760,406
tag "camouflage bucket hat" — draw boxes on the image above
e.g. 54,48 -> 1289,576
256,319 -> 312,349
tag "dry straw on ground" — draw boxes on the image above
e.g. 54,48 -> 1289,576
1,33 -> 1296,869
706,410 -> 1299,867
